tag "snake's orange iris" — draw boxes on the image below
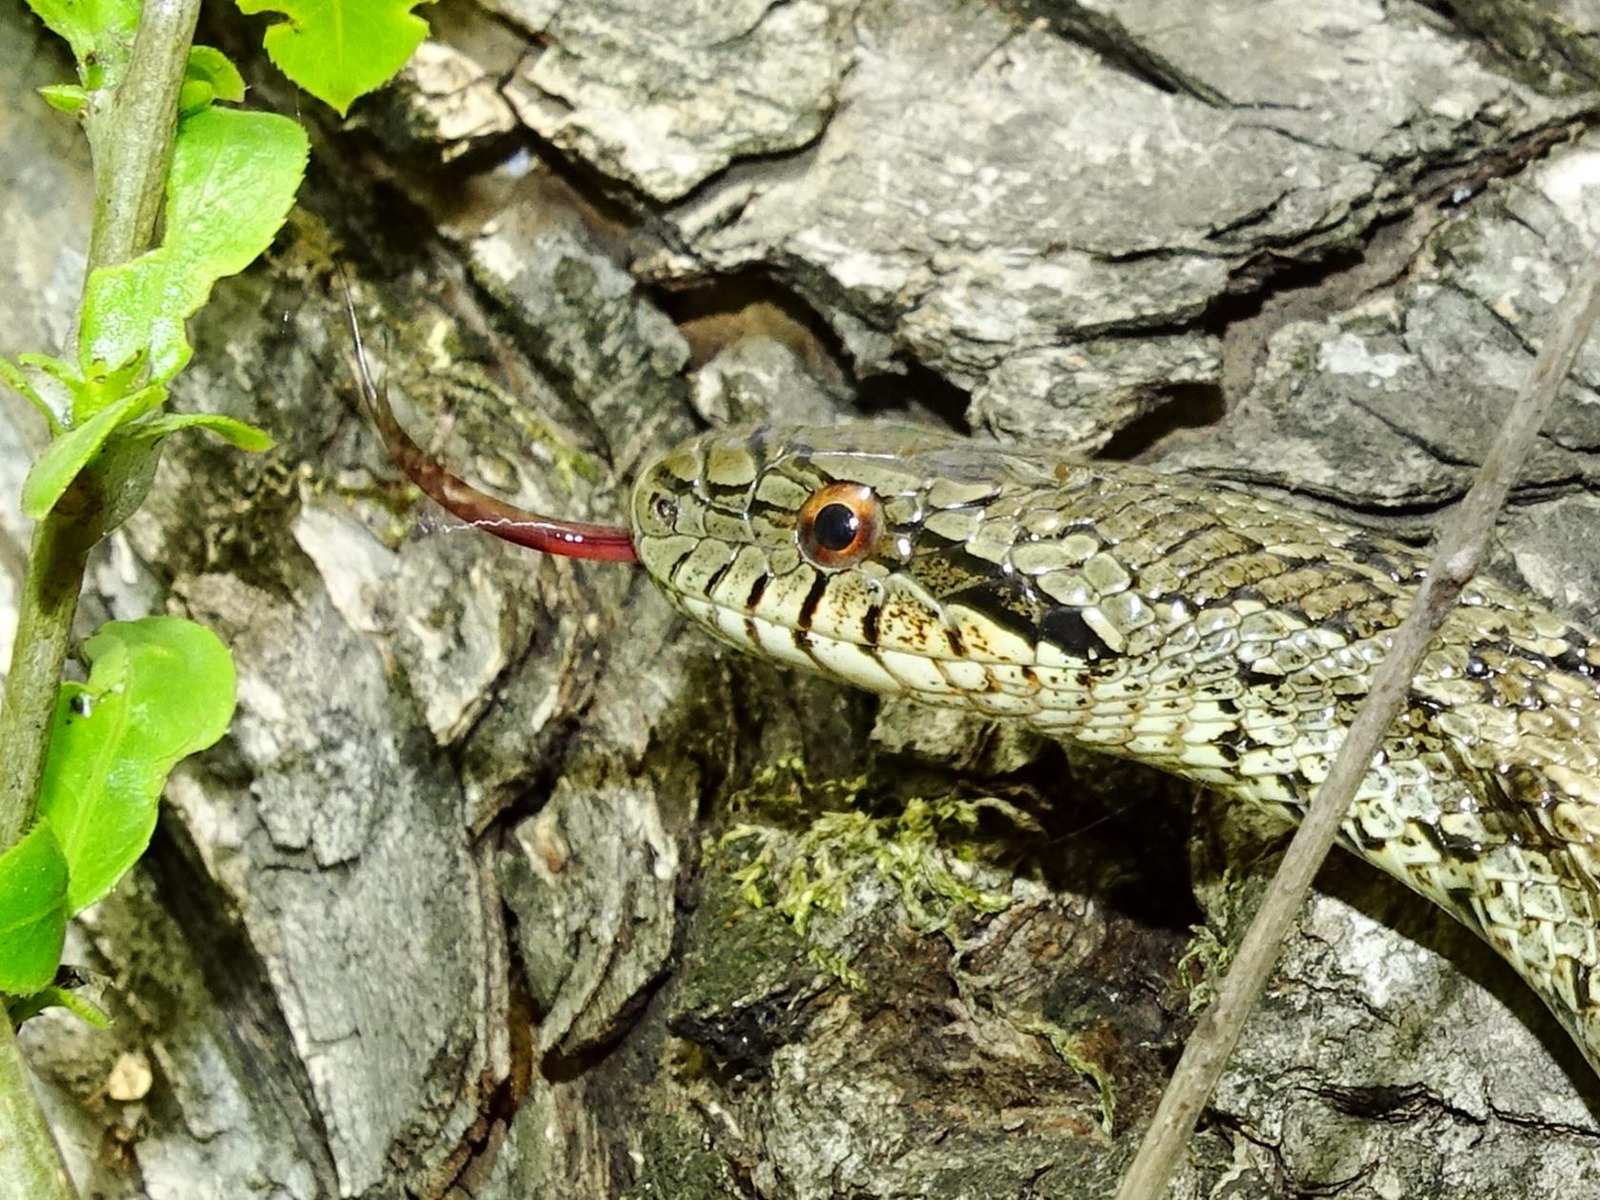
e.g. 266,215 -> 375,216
796,482 -> 884,569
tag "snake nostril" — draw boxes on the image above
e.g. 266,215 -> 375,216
653,494 -> 678,525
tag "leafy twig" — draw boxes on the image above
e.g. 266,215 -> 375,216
0,2 -> 203,1195
1114,254 -> 1600,1200
0,0 -> 201,853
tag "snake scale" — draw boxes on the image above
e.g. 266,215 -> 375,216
366,355 -> 1600,1075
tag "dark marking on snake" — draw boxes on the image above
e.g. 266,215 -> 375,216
746,572 -> 769,611
862,601 -> 882,646
945,624 -> 967,658
1036,607 -> 1118,663
798,572 -> 830,632
946,576 -> 1041,646
700,558 -> 734,600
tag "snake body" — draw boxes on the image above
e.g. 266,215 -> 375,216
630,423 -> 1600,1072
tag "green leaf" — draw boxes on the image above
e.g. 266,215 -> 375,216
24,0 -> 142,88
15,352 -> 80,384
80,260 -> 182,383
38,84 -> 89,115
80,106 -> 310,382
0,823 -> 69,995
179,48 -> 248,117
23,412 -> 274,534
19,384 -> 166,521
234,0 -> 432,116
80,352 -> 153,420
38,618 -> 237,914
23,347 -> 151,425
177,79 -> 215,118
8,983 -> 109,1028
132,413 -> 275,452
10,351 -> 129,430
187,46 -> 247,104
0,358 -> 65,434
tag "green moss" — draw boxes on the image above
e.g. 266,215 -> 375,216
1177,865 -> 1255,1014
671,866 -> 813,1018
618,1110 -> 737,1200
1024,1017 -> 1116,1134
705,756 -> 1034,986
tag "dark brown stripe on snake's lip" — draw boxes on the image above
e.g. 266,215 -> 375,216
1039,607 -> 1120,662
944,624 -> 966,657
746,572 -> 769,610
862,601 -> 882,646
699,556 -> 735,600
797,572 -> 830,632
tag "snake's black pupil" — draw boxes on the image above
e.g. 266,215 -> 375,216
812,502 -> 860,551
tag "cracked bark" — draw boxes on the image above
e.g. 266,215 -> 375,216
8,0 -> 1600,1197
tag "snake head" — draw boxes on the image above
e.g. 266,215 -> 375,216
629,422 -> 1132,703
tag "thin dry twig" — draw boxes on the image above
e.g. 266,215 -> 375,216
1114,253 -> 1600,1200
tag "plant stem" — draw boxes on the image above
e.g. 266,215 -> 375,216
0,521 -> 93,851
1114,255 -> 1600,1200
0,0 -> 200,852
85,0 -> 201,279
0,1021 -> 73,1200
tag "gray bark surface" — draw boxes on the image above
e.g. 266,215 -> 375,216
7,0 -> 1600,1197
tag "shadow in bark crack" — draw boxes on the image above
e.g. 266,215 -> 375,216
1317,852 -> 1600,1115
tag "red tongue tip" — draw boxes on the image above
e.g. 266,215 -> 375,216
344,285 -> 640,565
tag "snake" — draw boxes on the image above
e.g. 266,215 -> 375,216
356,337 -> 1600,1077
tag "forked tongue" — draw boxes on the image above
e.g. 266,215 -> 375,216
345,290 -> 639,564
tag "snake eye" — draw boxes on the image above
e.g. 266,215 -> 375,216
797,482 -> 883,569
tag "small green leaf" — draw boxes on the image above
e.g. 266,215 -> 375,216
20,384 -> 166,520
234,0 -> 432,116
80,260 -> 184,383
187,46 -> 246,104
39,618 -> 237,914
14,352 -> 108,429
24,0 -> 142,83
0,823 -> 69,995
38,84 -> 89,115
132,413 -> 274,452
80,352 -> 154,420
8,983 -> 109,1028
15,352 -> 80,381
0,358 -> 66,434
25,347 -> 152,425
80,107 -> 309,381
178,79 -> 215,118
